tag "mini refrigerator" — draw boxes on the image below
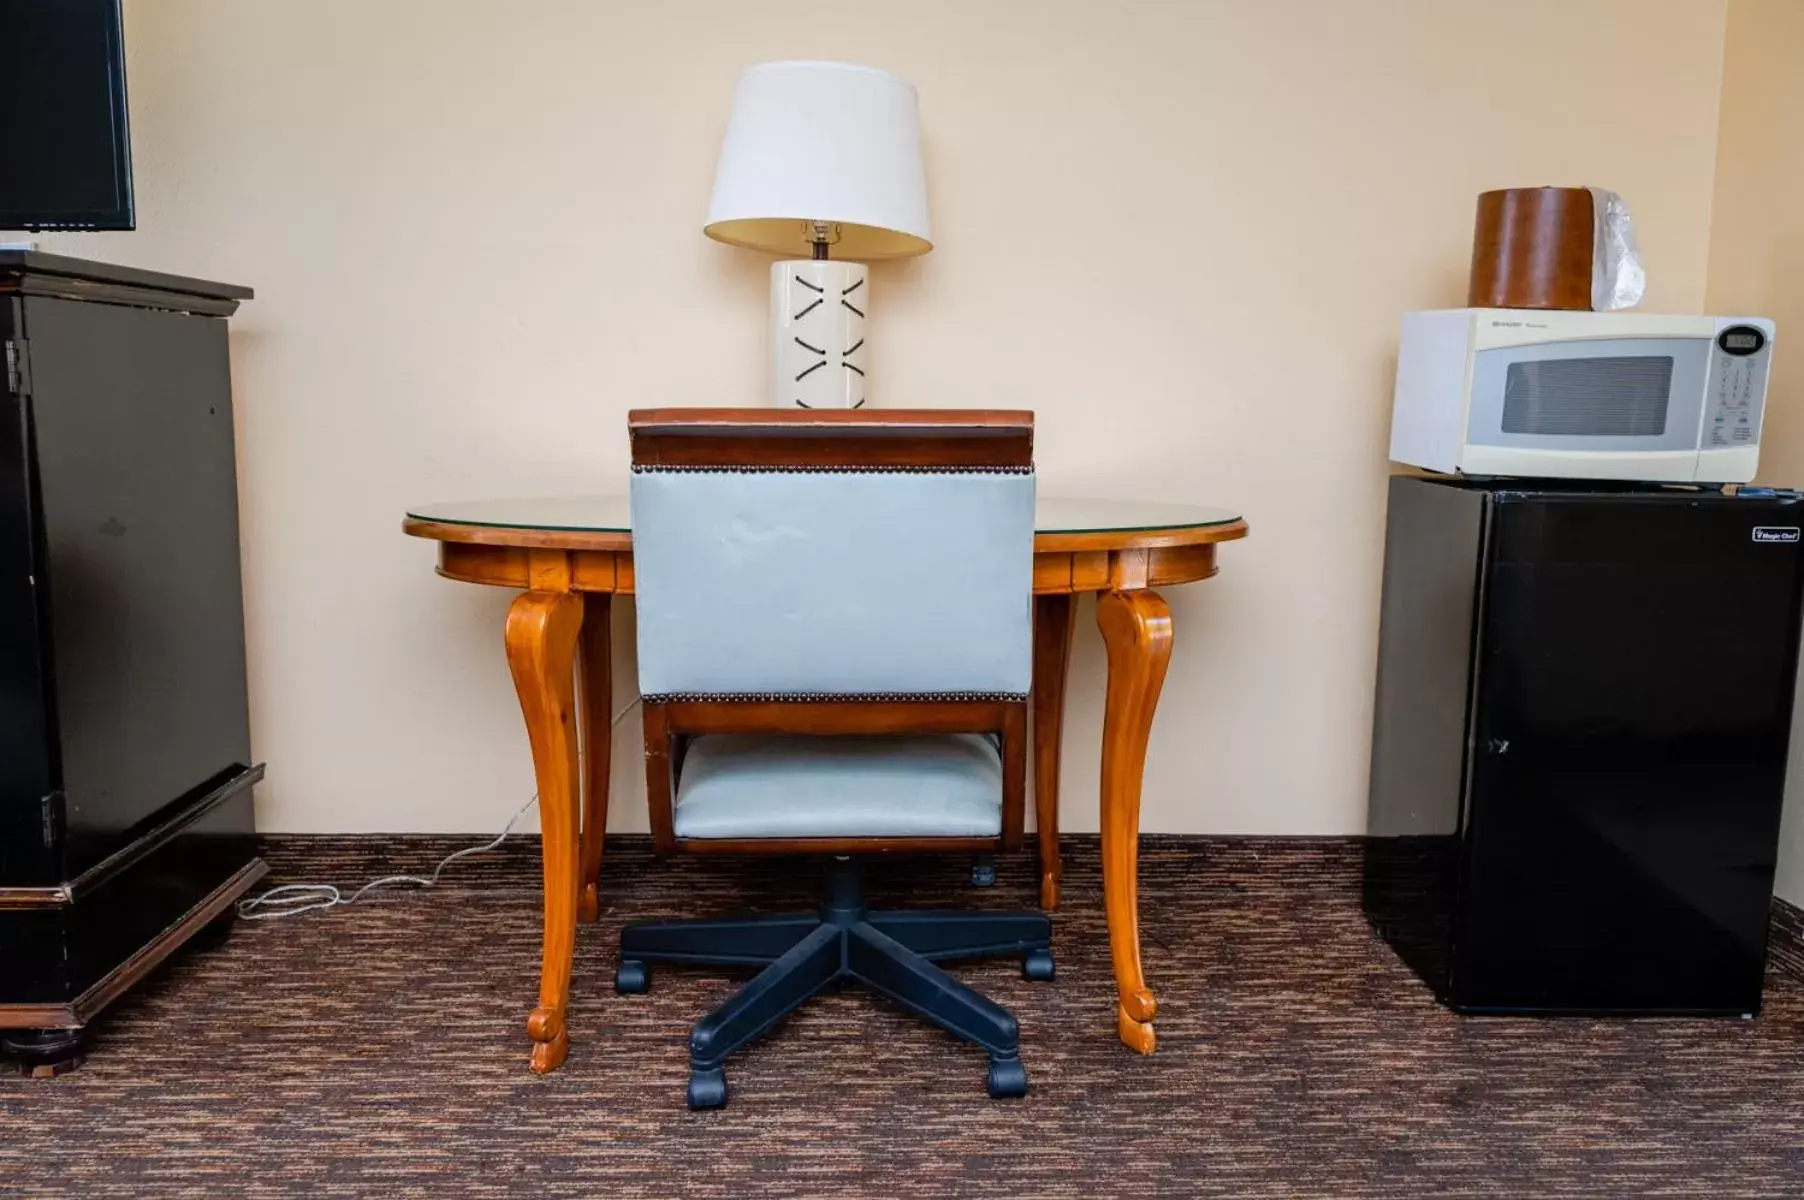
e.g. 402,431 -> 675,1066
1364,475 -> 1804,1016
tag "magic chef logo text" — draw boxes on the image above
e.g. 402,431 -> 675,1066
1753,527 -> 1801,543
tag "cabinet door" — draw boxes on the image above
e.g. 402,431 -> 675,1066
24,296 -> 252,878
1456,493 -> 1804,1012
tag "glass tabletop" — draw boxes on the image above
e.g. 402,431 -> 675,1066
407,494 -> 1242,535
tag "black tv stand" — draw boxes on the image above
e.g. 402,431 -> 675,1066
0,252 -> 264,1074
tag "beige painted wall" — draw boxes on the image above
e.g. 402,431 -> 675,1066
1707,0 -> 1804,904
20,0 -> 1732,833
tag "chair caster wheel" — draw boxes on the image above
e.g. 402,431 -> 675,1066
986,1055 -> 1028,1099
970,856 -> 997,888
1022,949 -> 1055,982
687,1067 -> 728,1110
615,959 -> 649,994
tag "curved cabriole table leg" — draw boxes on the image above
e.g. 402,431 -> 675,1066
505,589 -> 585,1074
1096,587 -> 1173,1055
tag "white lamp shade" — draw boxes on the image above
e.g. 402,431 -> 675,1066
705,61 -> 932,260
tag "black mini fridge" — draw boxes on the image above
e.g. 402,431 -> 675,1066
1364,475 -> 1804,1016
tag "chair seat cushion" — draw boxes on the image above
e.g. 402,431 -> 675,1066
673,734 -> 1003,840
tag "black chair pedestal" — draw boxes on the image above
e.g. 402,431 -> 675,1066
617,857 -> 1053,1109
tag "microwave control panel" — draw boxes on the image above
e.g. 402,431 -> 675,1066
1704,325 -> 1772,448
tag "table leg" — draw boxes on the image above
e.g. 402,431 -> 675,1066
505,589 -> 584,1074
1096,588 -> 1173,1055
1032,592 -> 1077,910
577,593 -> 611,924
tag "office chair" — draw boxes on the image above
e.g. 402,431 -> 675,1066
617,407 -> 1053,1109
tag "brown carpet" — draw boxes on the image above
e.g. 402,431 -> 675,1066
5,836 -> 1804,1199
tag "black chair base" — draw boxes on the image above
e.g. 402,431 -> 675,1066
617,857 -> 1053,1109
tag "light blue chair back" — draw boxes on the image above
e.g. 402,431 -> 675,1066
631,467 -> 1034,699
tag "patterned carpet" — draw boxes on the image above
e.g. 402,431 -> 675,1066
5,836 -> 1804,1199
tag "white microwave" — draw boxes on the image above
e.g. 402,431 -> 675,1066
1389,309 -> 1774,483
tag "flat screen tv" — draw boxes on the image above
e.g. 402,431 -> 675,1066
0,0 -> 134,231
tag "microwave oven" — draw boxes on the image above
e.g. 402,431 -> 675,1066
1389,309 -> 1774,483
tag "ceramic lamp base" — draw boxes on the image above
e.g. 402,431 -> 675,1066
770,260 -> 868,409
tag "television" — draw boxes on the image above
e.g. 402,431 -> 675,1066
0,0 -> 134,231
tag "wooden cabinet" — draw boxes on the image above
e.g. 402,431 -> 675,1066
0,251 -> 265,1075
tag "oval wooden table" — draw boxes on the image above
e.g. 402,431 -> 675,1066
404,495 -> 1247,1070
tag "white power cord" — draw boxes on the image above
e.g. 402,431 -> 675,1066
238,698 -> 640,922
237,792 -> 542,920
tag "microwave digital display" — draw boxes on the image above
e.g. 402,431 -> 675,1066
1719,326 -> 1767,356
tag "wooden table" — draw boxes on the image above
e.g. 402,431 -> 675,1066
404,495 -> 1247,1070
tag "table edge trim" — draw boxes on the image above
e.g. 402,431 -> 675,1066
405,516 -> 1248,552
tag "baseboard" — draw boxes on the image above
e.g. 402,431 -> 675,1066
252,833 -> 1804,984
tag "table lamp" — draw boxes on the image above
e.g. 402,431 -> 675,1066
705,61 -> 932,409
